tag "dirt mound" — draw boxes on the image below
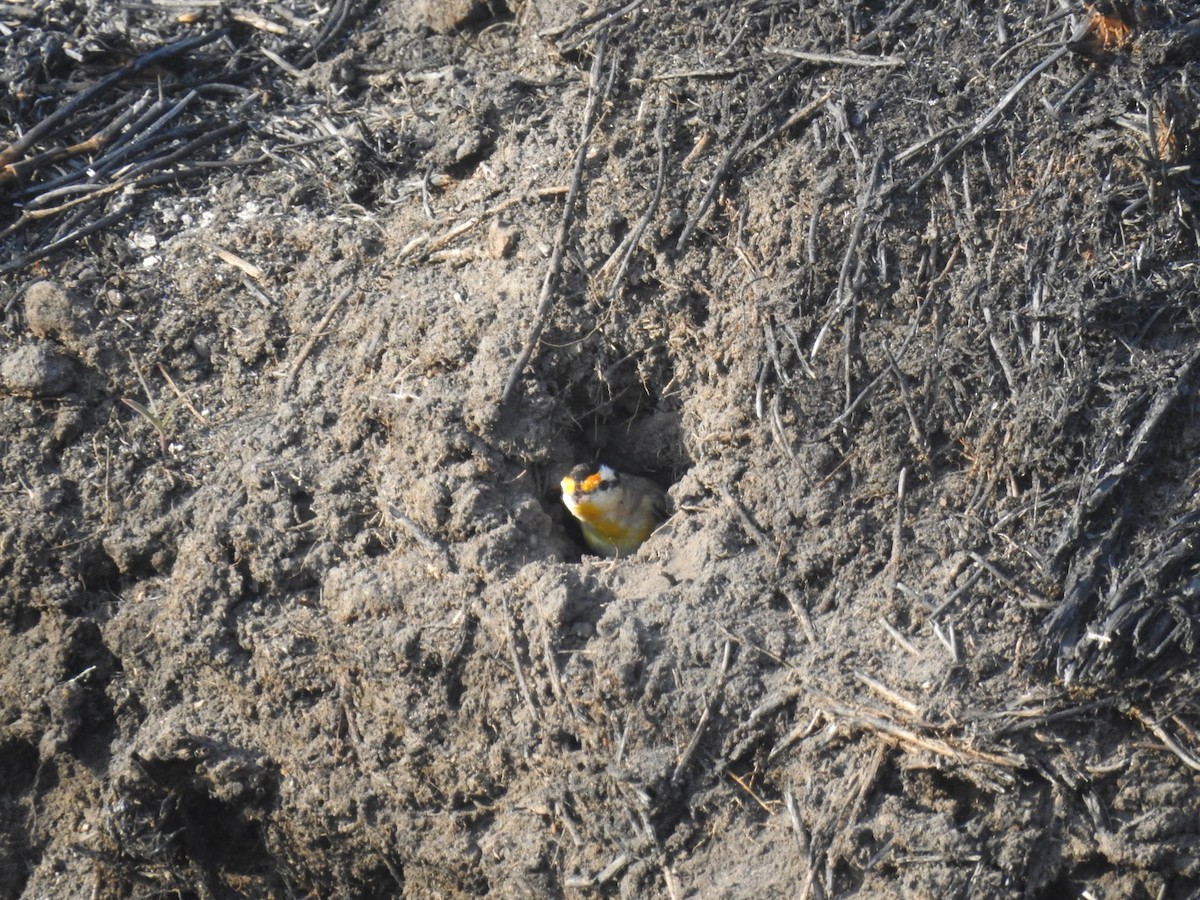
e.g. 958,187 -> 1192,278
4,1 -> 1200,896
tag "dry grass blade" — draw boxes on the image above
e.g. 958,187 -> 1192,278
156,364 -> 207,425
853,671 -> 921,719
822,701 -> 1026,771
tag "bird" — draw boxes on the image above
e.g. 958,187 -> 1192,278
560,463 -> 667,558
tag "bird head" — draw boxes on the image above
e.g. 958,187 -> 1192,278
561,463 -> 622,520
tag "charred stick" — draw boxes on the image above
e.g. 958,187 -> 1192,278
278,285 -> 356,396
910,46 -> 1068,193
23,121 -> 244,223
822,290 -> 934,436
0,204 -> 132,275
87,91 -> 201,177
674,90 -> 758,254
887,352 -> 930,458
929,561 -> 985,619
856,0 -> 919,51
554,0 -> 640,49
720,485 -> 778,559
811,153 -> 884,360
300,0 -> 352,63
886,467 -> 907,602
741,90 -> 832,160
119,122 -> 244,180
0,28 -> 228,168
0,93 -> 155,187
500,596 -> 539,722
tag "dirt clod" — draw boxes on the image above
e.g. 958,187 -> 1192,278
22,281 -> 87,344
419,0 -> 499,34
1,343 -> 76,397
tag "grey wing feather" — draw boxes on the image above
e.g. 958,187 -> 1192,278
629,475 -> 668,521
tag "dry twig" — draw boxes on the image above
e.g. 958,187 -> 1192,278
1130,708 -> 1200,774
278,285 -> 356,396
672,640 -> 733,785
0,28 -> 229,170
499,31 -> 610,404
765,47 -> 905,68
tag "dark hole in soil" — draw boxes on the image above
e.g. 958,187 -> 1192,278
127,756 -> 276,882
291,489 -> 316,526
552,730 -> 582,752
3,602 -> 40,635
0,739 -> 39,798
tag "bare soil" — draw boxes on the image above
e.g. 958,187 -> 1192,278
4,1 -> 1200,897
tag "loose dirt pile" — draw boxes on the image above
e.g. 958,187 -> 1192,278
4,1 -> 1200,897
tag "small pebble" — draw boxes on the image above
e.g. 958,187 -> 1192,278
487,220 -> 519,259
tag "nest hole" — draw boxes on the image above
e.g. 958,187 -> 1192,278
552,409 -> 692,558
